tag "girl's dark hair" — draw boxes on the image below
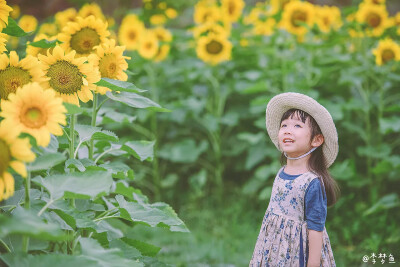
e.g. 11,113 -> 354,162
279,108 -> 340,207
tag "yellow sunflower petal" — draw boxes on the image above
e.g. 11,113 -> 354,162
10,160 -> 27,177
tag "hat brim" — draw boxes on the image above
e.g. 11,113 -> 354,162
265,92 -> 338,167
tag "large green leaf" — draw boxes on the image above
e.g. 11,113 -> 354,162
116,195 -> 189,232
1,17 -> 29,36
79,238 -> 143,267
28,38 -> 58,48
0,253 -> 97,267
120,237 -> 161,257
27,152 -> 66,172
363,194 -> 400,216
95,78 -> 146,93
32,171 -> 113,199
106,91 -> 170,112
121,140 -> 155,161
75,124 -> 102,143
0,207 -> 68,241
158,139 -> 208,163
65,159 -> 86,172
99,162 -> 134,180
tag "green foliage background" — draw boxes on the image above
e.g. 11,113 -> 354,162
1,0 -> 400,266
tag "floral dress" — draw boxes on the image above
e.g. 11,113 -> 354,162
249,168 -> 336,267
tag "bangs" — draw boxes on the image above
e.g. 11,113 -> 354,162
280,108 -> 310,124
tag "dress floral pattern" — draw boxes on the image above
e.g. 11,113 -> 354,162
249,168 -> 336,267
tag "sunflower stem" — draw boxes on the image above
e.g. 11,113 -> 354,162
22,170 -> 31,253
89,92 -> 98,160
69,114 -> 76,208
144,63 -> 161,201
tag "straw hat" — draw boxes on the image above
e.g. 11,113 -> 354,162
265,92 -> 338,167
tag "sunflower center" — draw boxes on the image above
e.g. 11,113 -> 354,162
382,49 -> 395,63
323,17 -> 330,26
0,67 -> 32,100
206,40 -> 223,54
47,60 -> 83,95
366,13 -> 381,28
20,106 -> 47,129
0,139 -> 11,175
291,10 -> 307,27
145,42 -> 153,50
228,3 -> 236,15
128,31 -> 137,41
70,27 -> 101,54
99,54 -> 118,78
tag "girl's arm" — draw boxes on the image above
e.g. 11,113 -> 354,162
307,229 -> 323,267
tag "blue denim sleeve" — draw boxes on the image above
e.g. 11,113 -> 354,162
305,178 -> 327,232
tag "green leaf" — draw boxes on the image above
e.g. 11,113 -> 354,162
99,162 -> 134,180
380,116 -> 400,134
116,195 -> 189,232
75,124 -> 102,143
357,144 -> 392,159
363,194 -> 400,216
99,108 -> 136,124
121,140 -> 155,161
330,159 -> 356,180
65,159 -> 86,172
92,130 -> 119,142
0,253 -> 98,267
28,39 -> 58,48
79,238 -> 143,267
27,152 -> 66,172
106,91 -> 170,112
95,78 -> 146,93
158,139 -> 208,163
63,102 -> 86,115
0,207 -> 68,241
121,237 -> 161,257
114,182 -> 142,200
32,171 -> 113,199
1,17 -> 29,36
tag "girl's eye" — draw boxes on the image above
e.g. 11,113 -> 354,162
295,124 -> 302,128
280,124 -> 286,128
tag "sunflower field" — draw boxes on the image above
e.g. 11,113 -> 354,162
0,0 -> 399,266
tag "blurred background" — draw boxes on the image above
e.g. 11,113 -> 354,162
5,0 -> 400,266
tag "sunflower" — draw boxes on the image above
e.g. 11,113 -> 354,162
166,8 -> 178,19
194,5 -> 221,24
221,0 -> 245,23
0,0 -> 12,31
196,33 -> 232,65
88,39 -> 130,94
78,3 -> 106,22
270,0 -> 295,15
38,23 -> 58,37
192,21 -> 230,38
138,30 -> 159,59
0,121 -> 35,201
0,82 -> 67,147
0,33 -> 6,53
372,38 -> 400,66
150,14 -> 167,25
151,27 -> 172,62
18,15 -> 38,33
58,15 -> 110,57
55,8 -> 77,29
315,5 -> 342,33
253,18 -> 276,36
26,34 -> 56,57
280,0 -> 315,36
356,3 -> 388,37
0,51 -> 45,101
118,15 -> 145,51
10,4 -> 19,19
38,45 -> 100,106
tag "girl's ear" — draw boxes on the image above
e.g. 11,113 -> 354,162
311,134 -> 324,147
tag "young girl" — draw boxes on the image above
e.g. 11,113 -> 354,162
249,92 -> 339,267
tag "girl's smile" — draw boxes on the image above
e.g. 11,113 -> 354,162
278,115 -> 314,158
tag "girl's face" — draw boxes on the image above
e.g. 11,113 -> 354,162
278,114 -> 323,158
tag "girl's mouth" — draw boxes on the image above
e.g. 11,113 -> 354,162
283,138 -> 294,143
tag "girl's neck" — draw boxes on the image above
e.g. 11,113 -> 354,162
284,154 -> 311,175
